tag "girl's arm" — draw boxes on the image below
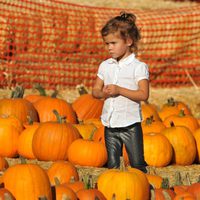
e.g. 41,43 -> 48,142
92,77 -> 107,99
104,79 -> 149,101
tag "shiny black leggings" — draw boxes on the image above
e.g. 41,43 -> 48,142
105,122 -> 147,173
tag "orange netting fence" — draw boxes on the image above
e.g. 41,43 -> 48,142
0,0 -> 200,89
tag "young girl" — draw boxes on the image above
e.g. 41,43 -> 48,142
92,12 -> 149,173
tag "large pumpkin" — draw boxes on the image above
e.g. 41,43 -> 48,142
68,138 -> 107,167
72,94 -> 103,121
34,97 -> 77,123
143,132 -> 173,167
161,125 -> 197,165
97,167 -> 150,200
3,163 -> 52,200
32,112 -> 81,161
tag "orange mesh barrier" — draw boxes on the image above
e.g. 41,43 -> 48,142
0,0 -> 200,89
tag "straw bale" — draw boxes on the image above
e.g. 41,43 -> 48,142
4,157 -> 200,188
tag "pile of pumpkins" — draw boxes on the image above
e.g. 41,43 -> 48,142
0,85 -> 200,199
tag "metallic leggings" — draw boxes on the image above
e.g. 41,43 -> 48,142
105,122 -> 147,173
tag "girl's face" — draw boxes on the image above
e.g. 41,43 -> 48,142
103,32 -> 133,61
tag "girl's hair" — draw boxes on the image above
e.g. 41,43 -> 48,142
101,11 -> 141,53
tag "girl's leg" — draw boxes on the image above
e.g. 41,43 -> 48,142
121,123 -> 147,173
105,127 -> 123,168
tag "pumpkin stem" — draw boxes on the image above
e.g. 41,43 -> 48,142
178,109 -> 185,117
34,83 -> 47,96
120,156 -> 126,171
4,193 -> 13,200
112,194 -> 116,200
170,121 -> 175,127
19,156 -> 27,164
76,84 -> 88,95
69,176 -> 75,183
95,197 -> 100,200
82,175 -> 93,189
88,127 -> 97,141
145,115 -> 154,125
61,194 -> 71,200
38,196 -> 48,200
54,177 -> 60,186
161,178 -> 169,189
51,90 -> 58,98
162,190 -> 172,200
27,115 -> 34,125
52,110 -> 66,124
167,97 -> 176,107
11,85 -> 24,98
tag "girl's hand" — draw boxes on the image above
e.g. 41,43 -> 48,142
103,84 -> 120,97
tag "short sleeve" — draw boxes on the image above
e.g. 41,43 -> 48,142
97,62 -> 105,80
135,62 -> 149,84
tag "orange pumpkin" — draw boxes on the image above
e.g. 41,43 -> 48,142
55,185 -> 77,200
77,188 -> 106,200
32,111 -> 81,161
3,163 -> 52,200
34,97 -> 77,123
68,138 -> 107,167
187,182 -> 200,199
163,110 -> 199,133
153,188 -> 176,199
143,132 -> 172,167
0,115 -> 24,133
47,161 -> 79,186
193,128 -> 200,163
174,192 -> 196,200
98,167 -> 150,200
83,118 -> 103,128
72,94 -> 104,121
142,116 -> 166,134
73,123 -> 97,139
63,178 -> 84,193
0,98 -> 38,124
0,124 -> 20,157
17,123 -> 39,159
32,121 -> 80,160
145,174 -> 163,189
161,125 -> 196,165
141,101 -> 161,121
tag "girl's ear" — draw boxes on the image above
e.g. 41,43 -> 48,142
126,38 -> 133,46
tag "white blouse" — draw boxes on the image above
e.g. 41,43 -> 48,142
97,53 -> 149,128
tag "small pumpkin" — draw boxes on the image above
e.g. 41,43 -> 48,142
72,94 -> 104,121
68,138 -> 107,167
141,101 -> 161,121
0,86 -> 39,123
163,109 -> 199,133
47,161 -> 79,186
77,188 -> 106,200
142,116 -> 166,134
